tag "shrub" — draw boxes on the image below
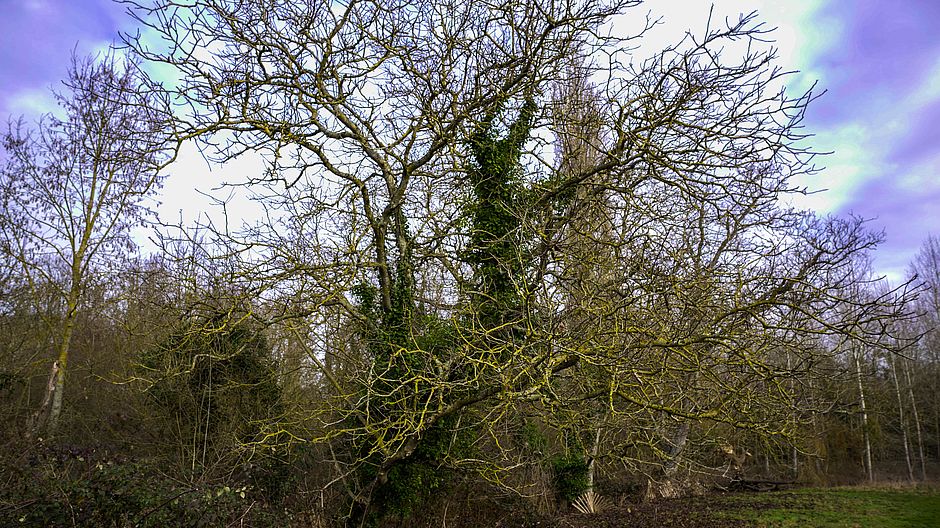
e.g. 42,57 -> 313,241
550,452 -> 590,502
0,446 -> 283,527
139,314 -> 283,470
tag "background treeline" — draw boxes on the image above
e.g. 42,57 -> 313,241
0,1 -> 938,526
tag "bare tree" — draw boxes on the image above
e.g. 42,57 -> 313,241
0,51 -> 175,437
123,0 -> 913,519
907,234 -> 940,479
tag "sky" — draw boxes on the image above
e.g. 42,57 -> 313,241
0,0 -> 938,284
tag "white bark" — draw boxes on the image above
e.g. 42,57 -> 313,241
901,358 -> 927,481
787,351 -> 798,478
853,346 -> 873,482
887,351 -> 914,482
47,300 -> 79,434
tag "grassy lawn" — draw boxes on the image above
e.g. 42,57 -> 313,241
718,486 -> 940,528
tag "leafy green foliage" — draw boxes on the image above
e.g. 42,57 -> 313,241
466,99 -> 537,330
344,100 -> 540,525
0,370 -> 23,399
550,452 -> 591,502
366,415 -> 476,520
341,98 -> 543,525
351,280 -> 469,523
519,420 -> 548,454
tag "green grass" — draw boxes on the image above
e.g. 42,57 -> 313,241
719,486 -> 940,528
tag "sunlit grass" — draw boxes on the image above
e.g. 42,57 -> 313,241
718,486 -> 940,528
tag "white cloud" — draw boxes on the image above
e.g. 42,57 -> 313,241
24,1 -> 48,12
788,123 -> 885,213
896,152 -> 940,193
158,143 -> 267,222
904,56 -> 940,109
5,88 -> 56,119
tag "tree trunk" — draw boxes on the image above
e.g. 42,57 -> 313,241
586,425 -> 602,490
664,422 -> 690,475
853,346 -> 873,482
808,377 -> 825,477
935,405 -> 940,462
47,315 -> 76,434
887,351 -> 914,482
25,360 -> 60,439
645,422 -> 691,501
28,289 -> 80,438
903,359 -> 928,481
787,351 -> 798,479
791,446 -> 798,479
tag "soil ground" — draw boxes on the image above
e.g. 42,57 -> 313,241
510,494 -> 754,528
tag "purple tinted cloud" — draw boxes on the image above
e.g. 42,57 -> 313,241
888,98 -> 940,166
801,0 -> 940,280
0,0 -> 127,115
810,0 -> 940,125
838,176 -> 940,279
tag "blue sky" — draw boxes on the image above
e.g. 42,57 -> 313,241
1,0 -> 938,283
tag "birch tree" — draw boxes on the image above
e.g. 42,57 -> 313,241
852,343 -> 874,481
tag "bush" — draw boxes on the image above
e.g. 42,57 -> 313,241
0,445 -> 284,527
550,453 -> 590,502
139,314 -> 283,471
